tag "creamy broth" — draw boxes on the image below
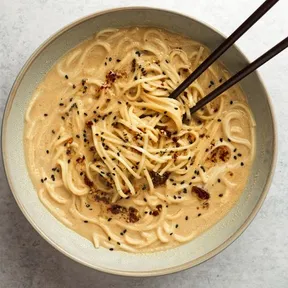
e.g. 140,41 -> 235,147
24,27 -> 255,253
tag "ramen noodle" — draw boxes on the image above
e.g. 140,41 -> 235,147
24,27 -> 255,253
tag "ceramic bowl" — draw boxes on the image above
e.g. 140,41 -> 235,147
2,7 -> 277,276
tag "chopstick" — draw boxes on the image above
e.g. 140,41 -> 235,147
189,36 -> 288,114
169,0 -> 278,101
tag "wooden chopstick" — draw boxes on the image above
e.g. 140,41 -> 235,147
168,0 -> 278,101
189,36 -> 288,114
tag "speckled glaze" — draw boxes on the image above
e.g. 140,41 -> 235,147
2,7 -> 276,276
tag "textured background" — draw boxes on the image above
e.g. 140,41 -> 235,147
1,0 -> 288,287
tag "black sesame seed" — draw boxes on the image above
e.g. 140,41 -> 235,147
65,75 -> 69,79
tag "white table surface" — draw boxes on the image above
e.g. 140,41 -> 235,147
1,0 -> 288,287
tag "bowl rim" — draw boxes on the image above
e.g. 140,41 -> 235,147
1,6 -> 278,277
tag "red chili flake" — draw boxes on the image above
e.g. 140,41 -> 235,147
94,194 -> 110,204
149,171 -> 170,187
108,204 -> 127,215
86,121 -> 93,128
192,186 -> 210,200
65,137 -> 73,145
128,207 -> 140,223
106,71 -> 117,83
152,210 -> 159,216
76,156 -> 85,163
84,175 -> 93,187
131,59 -> 136,72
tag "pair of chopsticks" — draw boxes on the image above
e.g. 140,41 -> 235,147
169,0 -> 287,115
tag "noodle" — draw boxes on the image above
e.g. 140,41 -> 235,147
24,27 -> 255,253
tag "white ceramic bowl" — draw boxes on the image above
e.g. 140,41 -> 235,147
2,7 -> 277,276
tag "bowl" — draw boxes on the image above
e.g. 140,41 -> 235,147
2,7 -> 277,276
